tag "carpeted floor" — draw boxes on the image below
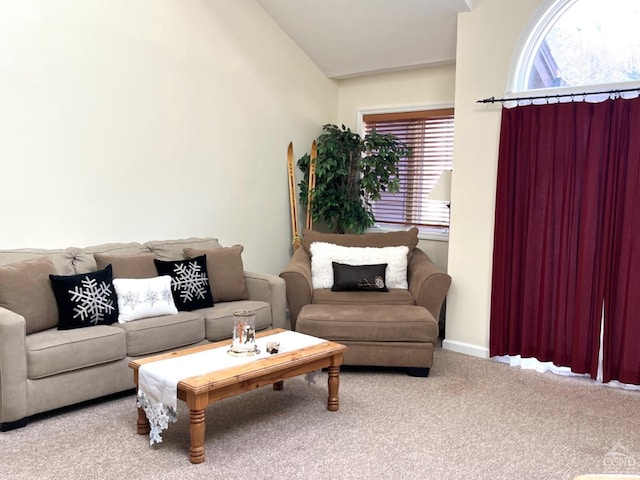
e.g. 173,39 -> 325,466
1,347 -> 638,480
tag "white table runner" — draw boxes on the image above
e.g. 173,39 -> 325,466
137,330 -> 326,444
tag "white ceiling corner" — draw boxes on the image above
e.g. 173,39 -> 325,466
256,0 -> 472,79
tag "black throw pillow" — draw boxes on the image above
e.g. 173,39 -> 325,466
331,262 -> 388,292
153,255 -> 214,311
50,265 -> 119,330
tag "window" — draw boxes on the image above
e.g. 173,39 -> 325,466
362,108 -> 454,229
514,0 -> 640,92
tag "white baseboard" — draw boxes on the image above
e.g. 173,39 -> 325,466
442,339 -> 490,359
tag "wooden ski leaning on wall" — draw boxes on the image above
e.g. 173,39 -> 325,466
287,142 -> 301,250
306,140 -> 317,231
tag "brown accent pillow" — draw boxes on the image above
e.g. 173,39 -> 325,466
0,256 -> 58,334
94,253 -> 157,279
183,245 -> 249,302
301,227 -> 419,256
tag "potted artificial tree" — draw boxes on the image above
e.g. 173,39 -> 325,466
297,124 -> 408,234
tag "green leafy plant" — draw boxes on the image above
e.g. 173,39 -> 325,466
298,124 -> 408,234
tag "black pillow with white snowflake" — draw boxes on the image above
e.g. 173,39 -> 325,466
153,255 -> 214,311
50,265 -> 119,330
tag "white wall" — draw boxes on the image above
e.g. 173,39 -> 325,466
444,0 -> 545,357
0,0 -> 337,274
337,64 -> 456,271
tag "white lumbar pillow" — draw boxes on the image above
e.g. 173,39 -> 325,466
113,275 -> 178,323
309,242 -> 409,289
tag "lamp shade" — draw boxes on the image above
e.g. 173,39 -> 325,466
428,170 -> 452,202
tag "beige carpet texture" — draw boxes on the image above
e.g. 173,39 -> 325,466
1,347 -> 638,480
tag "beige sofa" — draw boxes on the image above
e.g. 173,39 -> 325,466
279,228 -> 450,375
0,237 -> 287,431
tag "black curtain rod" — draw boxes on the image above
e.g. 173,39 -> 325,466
477,86 -> 640,104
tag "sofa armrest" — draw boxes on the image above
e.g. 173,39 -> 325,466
244,271 -> 289,330
279,247 -> 313,330
408,248 -> 452,320
0,307 -> 29,425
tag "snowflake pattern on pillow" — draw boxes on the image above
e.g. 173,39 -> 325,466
154,255 -> 214,311
113,275 -> 178,322
49,265 -> 119,330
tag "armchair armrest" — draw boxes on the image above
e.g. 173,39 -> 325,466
244,271 -> 289,330
279,247 -> 313,330
408,248 -> 452,320
0,307 -> 29,426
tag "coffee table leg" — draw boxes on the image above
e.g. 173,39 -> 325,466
189,409 -> 206,464
327,365 -> 340,411
273,380 -> 284,390
136,405 -> 150,435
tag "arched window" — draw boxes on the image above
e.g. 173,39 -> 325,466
511,0 -> 640,93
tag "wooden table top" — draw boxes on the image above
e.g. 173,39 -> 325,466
129,328 -> 347,395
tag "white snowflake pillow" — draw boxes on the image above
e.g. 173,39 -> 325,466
112,276 -> 178,323
153,255 -> 214,311
309,242 -> 409,289
49,265 -> 119,330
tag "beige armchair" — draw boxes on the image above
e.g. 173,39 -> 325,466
279,228 -> 451,375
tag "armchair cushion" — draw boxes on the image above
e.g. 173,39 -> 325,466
313,287 -> 415,306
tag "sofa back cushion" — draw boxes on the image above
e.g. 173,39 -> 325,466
145,238 -> 223,261
184,245 -> 249,302
301,227 -> 419,256
0,256 -> 59,334
94,252 -> 157,279
0,248 -> 75,275
72,243 -> 149,274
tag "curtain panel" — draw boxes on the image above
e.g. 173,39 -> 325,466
489,97 -> 640,385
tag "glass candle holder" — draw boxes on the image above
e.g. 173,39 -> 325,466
231,310 -> 256,354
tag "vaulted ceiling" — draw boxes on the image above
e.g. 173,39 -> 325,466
257,0 -> 474,79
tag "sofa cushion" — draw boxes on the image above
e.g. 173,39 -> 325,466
310,242 -> 409,289
94,252 -> 157,279
198,300 -> 272,342
183,245 -> 249,302
154,255 -> 214,311
144,238 -> 223,261
301,227 -> 419,256
113,311 -> 205,356
313,288 -> 416,306
0,256 -> 59,334
331,262 -> 388,292
49,265 -> 119,330
112,276 -> 178,322
26,325 -> 126,379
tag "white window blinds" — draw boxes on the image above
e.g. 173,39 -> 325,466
363,108 -> 454,227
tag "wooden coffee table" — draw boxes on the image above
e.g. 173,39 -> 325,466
129,328 -> 347,464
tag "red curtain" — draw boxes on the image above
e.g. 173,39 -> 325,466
490,97 -> 640,384
600,99 -> 640,384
